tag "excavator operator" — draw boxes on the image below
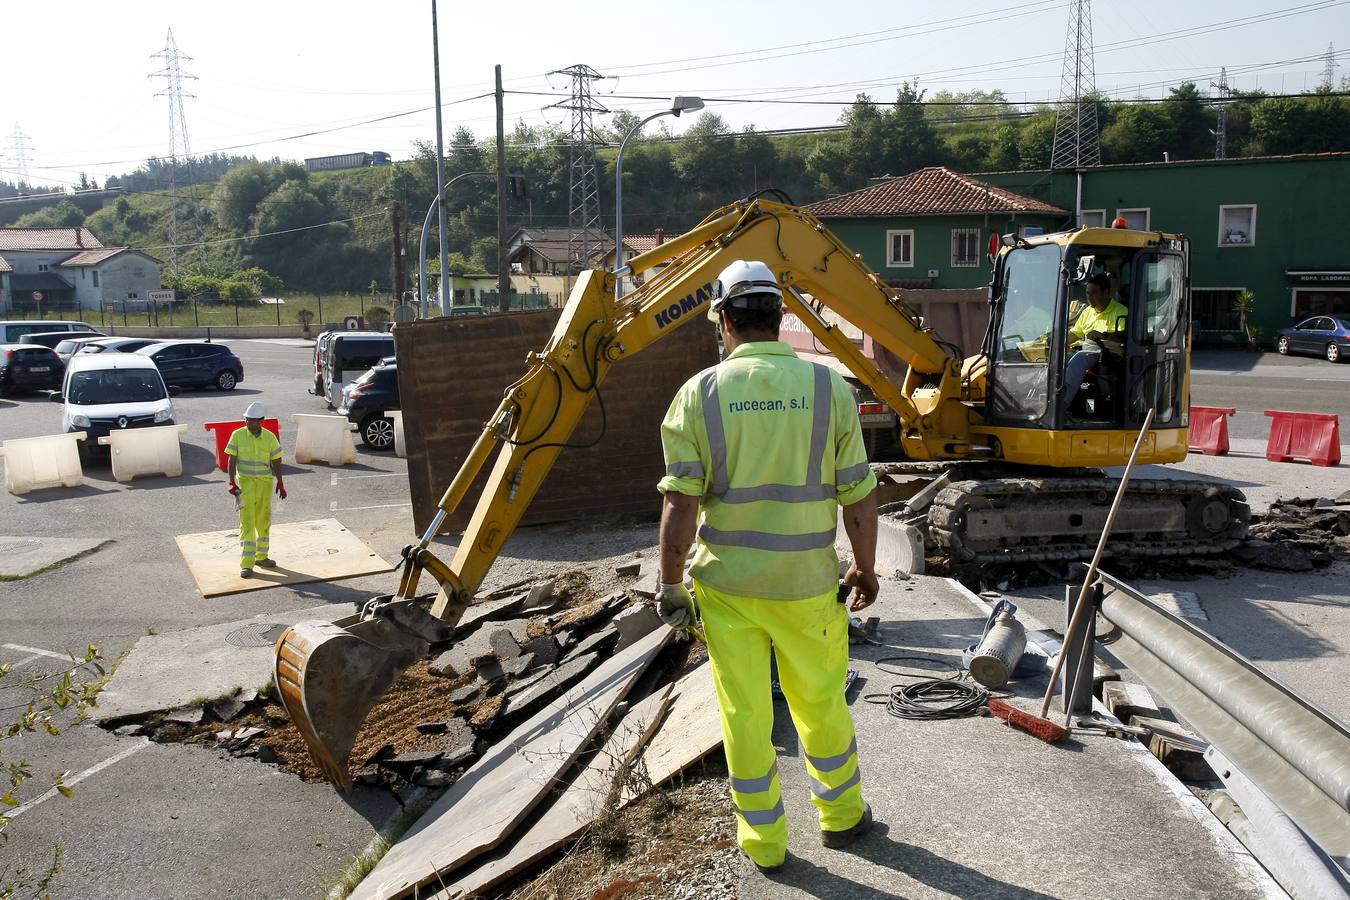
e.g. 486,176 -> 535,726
1064,272 -> 1128,408
655,259 -> 881,872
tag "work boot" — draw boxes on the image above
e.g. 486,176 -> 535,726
745,851 -> 786,874
240,568 -> 253,578
821,804 -> 873,849
256,558 -> 276,569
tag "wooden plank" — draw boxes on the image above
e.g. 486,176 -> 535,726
173,518 -> 391,598
621,661 -> 721,801
350,627 -> 674,900
1102,680 -> 1162,723
1130,715 -> 1214,781
395,310 -> 718,535
426,685 -> 676,900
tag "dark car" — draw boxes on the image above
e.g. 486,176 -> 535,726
1275,315 -> 1350,363
337,363 -> 399,449
0,343 -> 63,394
20,329 -> 104,350
78,337 -> 163,355
137,341 -> 245,390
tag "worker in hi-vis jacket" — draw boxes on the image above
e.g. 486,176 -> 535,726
655,259 -> 880,873
226,401 -> 286,577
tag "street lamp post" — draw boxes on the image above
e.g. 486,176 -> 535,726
419,172 -> 492,317
613,96 -> 703,299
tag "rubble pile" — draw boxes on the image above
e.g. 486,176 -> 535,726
101,564 -> 703,801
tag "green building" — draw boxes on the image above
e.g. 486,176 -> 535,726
976,152 -> 1350,345
807,167 -> 1067,291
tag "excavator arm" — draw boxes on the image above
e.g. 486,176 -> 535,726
275,198 -> 976,791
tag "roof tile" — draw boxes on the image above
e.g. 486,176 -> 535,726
0,227 -> 105,251
807,167 -> 1066,218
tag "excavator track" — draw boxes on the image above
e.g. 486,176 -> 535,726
929,476 -> 1250,563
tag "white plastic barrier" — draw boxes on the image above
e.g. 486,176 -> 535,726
0,432 -> 86,495
293,414 -> 358,466
97,424 -> 189,483
388,410 -> 407,459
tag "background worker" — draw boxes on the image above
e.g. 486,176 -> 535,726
1064,272 -> 1129,407
655,259 -> 880,873
225,401 -> 286,578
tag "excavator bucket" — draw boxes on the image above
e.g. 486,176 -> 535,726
274,614 -> 433,793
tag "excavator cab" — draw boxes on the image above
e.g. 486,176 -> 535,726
983,228 -> 1190,448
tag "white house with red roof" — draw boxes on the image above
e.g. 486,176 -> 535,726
0,227 -> 162,313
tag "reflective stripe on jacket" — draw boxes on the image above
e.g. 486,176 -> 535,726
658,341 -> 876,600
225,426 -> 282,479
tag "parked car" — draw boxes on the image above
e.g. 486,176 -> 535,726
448,305 -> 488,318
53,353 -> 179,461
136,340 -> 244,390
1275,316 -> 1350,363
20,329 -> 104,350
318,331 -> 394,406
78,337 -> 163,355
0,343 -> 63,394
53,335 -> 110,364
337,362 -> 400,450
0,320 -> 98,344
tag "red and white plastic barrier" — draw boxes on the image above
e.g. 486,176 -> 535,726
1188,406 -> 1236,456
1264,410 -> 1341,467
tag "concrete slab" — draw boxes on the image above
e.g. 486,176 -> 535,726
174,517 -> 392,598
0,535 -> 107,579
95,602 -> 351,722
737,575 -> 1275,900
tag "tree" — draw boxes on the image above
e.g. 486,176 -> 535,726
672,112 -> 739,199
365,305 -> 390,329
883,83 -> 941,175
472,237 -> 498,274
1016,112 -> 1057,168
13,200 -> 86,229
1101,104 -> 1172,163
1164,83 -> 1213,160
296,308 -> 315,329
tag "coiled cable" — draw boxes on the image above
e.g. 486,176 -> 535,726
862,655 -> 991,721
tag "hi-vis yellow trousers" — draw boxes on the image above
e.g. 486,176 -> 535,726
696,581 -> 866,868
237,474 -> 273,569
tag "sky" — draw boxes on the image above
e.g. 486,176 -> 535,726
1,0 -> 1346,190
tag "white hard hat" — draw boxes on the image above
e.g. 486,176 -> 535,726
244,402 -> 266,419
708,260 -> 783,323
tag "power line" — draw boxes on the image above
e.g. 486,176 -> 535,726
134,210 -> 386,253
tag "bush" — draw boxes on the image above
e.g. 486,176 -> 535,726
365,306 -> 390,329
296,309 -> 315,328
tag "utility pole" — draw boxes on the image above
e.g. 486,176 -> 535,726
150,29 -> 201,271
1050,0 -> 1101,170
5,124 -> 32,187
547,65 -> 607,288
496,65 -> 509,313
1210,67 -> 1231,159
389,202 -> 405,307
430,0 -> 450,315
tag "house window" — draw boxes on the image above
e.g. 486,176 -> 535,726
126,292 -> 137,300
950,228 -> 980,267
92,271 -> 99,287
1192,288 -> 1244,332
1116,208 -> 1150,230
38,264 -> 48,272
886,230 -> 914,268
1218,205 -> 1256,247
1080,210 -> 1106,228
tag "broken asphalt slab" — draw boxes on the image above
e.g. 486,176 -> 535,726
94,602 -> 353,722
738,574 -> 1278,900
0,535 -> 108,579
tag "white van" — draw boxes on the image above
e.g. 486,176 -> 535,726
0,320 -> 98,344
54,354 -> 179,459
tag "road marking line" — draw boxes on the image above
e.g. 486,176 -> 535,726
330,500 -> 338,511
331,471 -> 338,487
3,643 -> 72,661
335,472 -> 399,480
332,503 -> 411,511
6,654 -> 45,669
8,740 -> 150,819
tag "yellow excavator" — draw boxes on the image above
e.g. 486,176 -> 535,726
275,195 -> 1248,791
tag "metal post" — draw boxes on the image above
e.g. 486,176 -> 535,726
193,298 -> 199,327
1061,577 -> 1099,714
495,64 -> 509,313
317,294 -> 323,325
418,172 -> 491,319
430,0 -> 450,317
276,293 -> 281,327
234,296 -> 239,327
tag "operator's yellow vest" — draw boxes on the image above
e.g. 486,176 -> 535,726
658,341 -> 876,600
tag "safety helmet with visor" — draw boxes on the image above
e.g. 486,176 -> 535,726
708,260 -> 783,323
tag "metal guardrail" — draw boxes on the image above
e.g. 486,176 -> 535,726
1093,569 -> 1350,872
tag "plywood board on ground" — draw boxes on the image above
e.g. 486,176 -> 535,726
351,627 -> 674,900
429,685 -> 676,900
174,517 -> 391,597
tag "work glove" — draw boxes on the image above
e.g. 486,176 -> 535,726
275,480 -> 287,500
227,482 -> 240,498
656,582 -> 695,630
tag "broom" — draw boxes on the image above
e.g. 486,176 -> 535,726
989,408 -> 1156,744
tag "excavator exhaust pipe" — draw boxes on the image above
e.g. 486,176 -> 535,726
274,599 -> 455,793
